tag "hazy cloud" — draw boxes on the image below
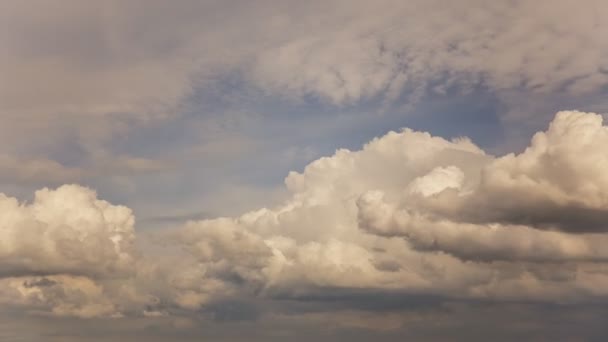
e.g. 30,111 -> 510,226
4,1 -> 608,338
3,0 -> 608,120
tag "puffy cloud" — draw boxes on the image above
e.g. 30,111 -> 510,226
418,111 -> 608,232
0,185 -> 151,318
172,218 -> 275,290
0,185 -> 135,278
6,111 -> 608,320
358,190 -> 608,262
406,166 -> 465,197
358,111 -> 608,263
0,275 -> 119,318
170,111 -> 608,303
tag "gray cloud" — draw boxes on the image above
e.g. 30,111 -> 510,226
3,0 -> 608,119
4,301 -> 608,341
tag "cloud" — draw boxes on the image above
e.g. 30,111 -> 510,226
4,0 -> 608,200
5,1 -> 608,338
0,152 -> 168,186
0,0 -> 206,118
0,185 -> 135,278
416,111 -> 608,232
249,0 -> 608,105
4,111 -> 608,321
358,190 -> 608,262
162,111 -> 608,305
3,0 -> 608,121
0,155 -> 84,185
358,111 -> 608,262
4,301 -> 608,341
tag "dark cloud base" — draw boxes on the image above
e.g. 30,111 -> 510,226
4,302 -> 608,342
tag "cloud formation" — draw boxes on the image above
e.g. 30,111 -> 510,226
0,185 -> 135,278
3,111 -> 608,322
3,0 -> 608,194
245,0 -> 608,105
414,111 -> 608,232
3,0 -> 608,120
5,2 -> 608,339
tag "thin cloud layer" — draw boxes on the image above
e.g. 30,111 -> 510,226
3,0 -> 608,119
3,111 -> 608,321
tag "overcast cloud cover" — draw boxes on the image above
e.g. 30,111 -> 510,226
3,0 -> 608,340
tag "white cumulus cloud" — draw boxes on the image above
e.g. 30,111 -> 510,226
4,111 -> 608,319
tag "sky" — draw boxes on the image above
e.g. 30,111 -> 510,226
2,0 -> 608,340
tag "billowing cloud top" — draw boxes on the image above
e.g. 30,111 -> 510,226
2,111 -> 608,321
0,185 -> 135,278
